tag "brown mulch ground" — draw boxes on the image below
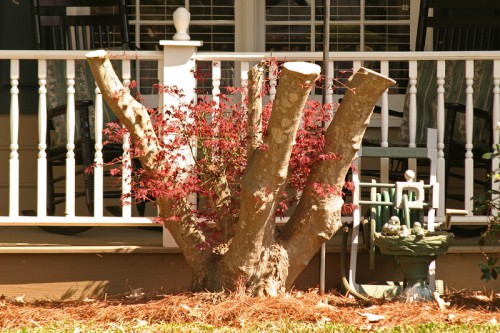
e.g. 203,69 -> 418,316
0,289 -> 498,329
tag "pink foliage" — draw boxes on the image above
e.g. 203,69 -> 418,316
102,62 -> 355,226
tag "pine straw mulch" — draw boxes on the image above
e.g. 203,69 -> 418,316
0,289 -> 498,330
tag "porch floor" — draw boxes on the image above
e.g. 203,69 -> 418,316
0,226 -> 494,254
0,226 -> 498,300
0,226 -> 169,253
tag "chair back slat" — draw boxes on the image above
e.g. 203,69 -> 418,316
417,0 -> 500,51
31,0 -> 130,51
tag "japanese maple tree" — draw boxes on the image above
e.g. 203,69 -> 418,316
87,51 -> 395,296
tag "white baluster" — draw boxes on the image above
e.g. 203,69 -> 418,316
464,60 -> 474,214
380,61 -> 390,183
66,60 -> 76,217
240,61 -> 249,119
122,59 -> 132,218
408,61 -> 418,172
94,84 -> 104,218
436,60 -> 446,213
241,61 -> 249,103
269,60 -> 278,101
324,60 -> 334,106
9,60 -> 20,217
157,59 -> 164,112
212,60 -> 221,107
492,61 -> 500,217
37,60 -> 48,217
353,61 -> 362,73
326,61 -> 335,127
349,156 -> 361,292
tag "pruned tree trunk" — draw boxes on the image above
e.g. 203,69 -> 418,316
219,62 -> 321,296
87,50 -> 395,296
281,68 -> 396,286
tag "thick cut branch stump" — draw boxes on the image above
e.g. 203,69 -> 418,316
86,50 -> 210,273
220,62 -> 321,294
281,67 -> 396,287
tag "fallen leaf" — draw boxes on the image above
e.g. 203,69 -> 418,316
359,312 -> 385,323
13,295 -> 25,304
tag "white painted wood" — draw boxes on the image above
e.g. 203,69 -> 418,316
195,50 -> 500,62
2,49 -> 500,226
380,61 -> 390,184
212,60 -> 221,107
326,61 -> 335,127
325,60 -> 334,105
37,60 -> 48,217
94,85 -> 104,218
464,60 -> 475,214
163,229 -> 179,248
240,61 -> 249,118
269,60 -> 277,101
2,49 -> 500,63
436,60 -> 447,213
122,60 -> 132,218
161,41 -> 201,228
352,61 -> 362,72
408,61 -> 418,173
9,60 -> 20,217
65,60 -> 76,217
380,61 -> 390,147
408,61 -> 418,148
349,155 -> 362,292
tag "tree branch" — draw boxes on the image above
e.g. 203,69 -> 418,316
86,50 -> 210,270
221,62 -> 321,285
247,61 -> 265,159
281,67 -> 396,287
86,50 -> 159,172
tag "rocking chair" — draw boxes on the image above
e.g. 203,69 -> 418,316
362,0 -> 499,209
30,0 -> 144,234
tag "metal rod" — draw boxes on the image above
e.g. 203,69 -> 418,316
320,0 -> 331,296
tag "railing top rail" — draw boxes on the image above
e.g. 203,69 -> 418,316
195,50 -> 500,62
0,50 -> 162,61
2,50 -> 500,62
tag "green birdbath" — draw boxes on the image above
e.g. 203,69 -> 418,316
374,223 -> 454,302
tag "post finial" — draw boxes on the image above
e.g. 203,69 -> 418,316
173,7 -> 191,41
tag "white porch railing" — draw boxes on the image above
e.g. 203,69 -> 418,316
1,48 -> 500,230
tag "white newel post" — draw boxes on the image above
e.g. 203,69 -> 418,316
160,9 -> 203,248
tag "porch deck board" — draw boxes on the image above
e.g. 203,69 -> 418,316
0,227 -> 170,252
0,226 -> 495,254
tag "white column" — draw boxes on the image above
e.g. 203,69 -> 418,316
9,60 -> 20,217
37,60 -> 48,217
160,39 -> 202,248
